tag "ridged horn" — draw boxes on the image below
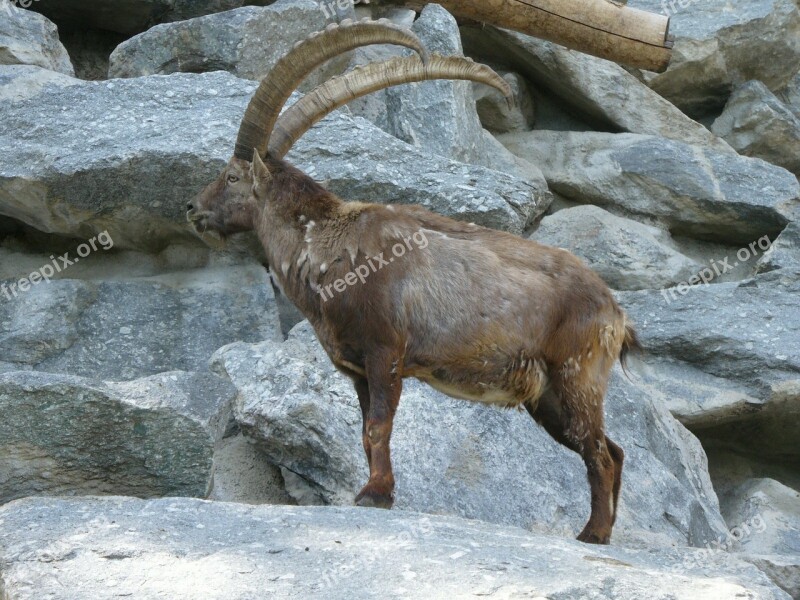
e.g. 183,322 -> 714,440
234,18 -> 430,161
268,54 -> 513,159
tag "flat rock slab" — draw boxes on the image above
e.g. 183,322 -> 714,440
531,205 -> 702,290
0,265 -> 282,381
500,130 -> 797,245
0,497 -> 789,600
109,1 -> 347,81
0,370 -> 236,504
0,71 -> 546,251
619,272 -> 800,398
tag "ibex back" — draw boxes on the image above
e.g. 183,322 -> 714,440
188,19 -> 640,544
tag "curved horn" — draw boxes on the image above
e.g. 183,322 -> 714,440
268,54 -> 513,159
234,18 -> 430,161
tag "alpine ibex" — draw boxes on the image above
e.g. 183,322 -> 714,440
188,19 -> 639,544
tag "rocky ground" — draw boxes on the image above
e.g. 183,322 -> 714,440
1,0 -> 799,598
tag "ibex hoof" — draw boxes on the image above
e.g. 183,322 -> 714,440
354,489 -> 394,509
577,529 -> 611,545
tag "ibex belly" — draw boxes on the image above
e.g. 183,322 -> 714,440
412,353 -> 549,409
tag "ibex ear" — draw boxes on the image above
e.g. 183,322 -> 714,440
251,150 -> 272,186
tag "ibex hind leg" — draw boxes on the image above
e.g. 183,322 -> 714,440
605,435 -> 624,526
525,380 -> 618,544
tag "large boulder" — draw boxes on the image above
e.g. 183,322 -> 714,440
109,1 -> 351,82
718,478 -> 800,557
0,71 -> 547,251
779,72 -> 800,119
346,5 -> 545,185
0,265 -> 282,381
718,478 -> 800,598
630,358 -> 766,430
0,497 -> 790,599
627,0 -> 800,117
288,111 -> 550,235
210,321 -> 728,547
377,4 -> 487,166
0,64 -> 78,102
531,205 -> 702,291
0,1 -> 74,75
499,130 -> 797,244
758,221 -> 800,274
620,272 -> 800,399
618,271 -> 800,473
460,25 -> 732,152
712,81 -> 800,177
0,370 -> 236,504
28,0 -> 273,35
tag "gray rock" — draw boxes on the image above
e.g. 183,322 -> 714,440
0,71 -> 546,250
460,26 -> 731,152
0,1 -> 74,75
631,358 -> 766,429
628,0 -> 800,117
618,274 -> 800,476
744,554 -> 800,600
712,81 -> 800,177
346,5 -> 545,186
778,72 -> 800,119
0,72 -> 252,251
718,478 -> 800,556
209,433 -> 296,505
0,370 -> 236,504
289,112 -> 551,235
713,478 -> 800,599
499,130 -> 797,244
0,497 -> 788,599
0,265 -> 282,381
758,222 -> 800,274
380,5 -> 486,165
211,321 -> 728,547
532,205 -> 702,290
0,64 -> 78,102
371,6 -> 415,27
109,1 -> 350,82
474,71 -> 535,134
29,0 -> 272,35
619,274 -> 800,399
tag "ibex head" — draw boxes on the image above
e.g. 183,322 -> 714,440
187,157 -> 257,246
187,18 -> 512,247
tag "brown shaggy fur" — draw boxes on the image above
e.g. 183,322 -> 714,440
188,154 -> 639,544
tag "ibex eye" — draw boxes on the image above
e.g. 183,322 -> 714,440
227,175 -> 239,184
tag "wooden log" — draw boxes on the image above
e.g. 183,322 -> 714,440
374,0 -> 674,73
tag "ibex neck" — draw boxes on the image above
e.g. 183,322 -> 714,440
256,160 -> 344,322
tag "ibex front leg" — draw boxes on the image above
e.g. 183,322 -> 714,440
354,350 -> 402,509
